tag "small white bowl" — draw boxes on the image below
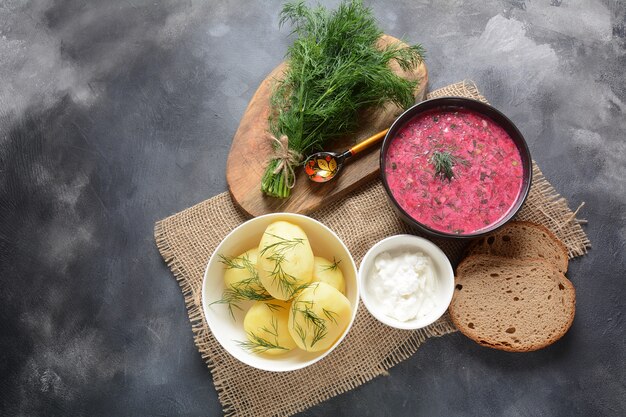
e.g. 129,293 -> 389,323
202,213 -> 359,372
358,235 -> 454,330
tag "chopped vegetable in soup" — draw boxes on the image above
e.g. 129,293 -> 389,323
384,109 -> 524,235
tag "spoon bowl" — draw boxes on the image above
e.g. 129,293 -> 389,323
304,151 -> 346,182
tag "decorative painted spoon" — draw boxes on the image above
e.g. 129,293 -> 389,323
304,129 -> 389,182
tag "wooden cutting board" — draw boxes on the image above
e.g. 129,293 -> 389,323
226,35 -> 428,217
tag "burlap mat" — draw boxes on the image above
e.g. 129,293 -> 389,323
154,81 -> 590,417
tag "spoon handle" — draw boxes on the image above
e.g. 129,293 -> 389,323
347,129 -> 389,156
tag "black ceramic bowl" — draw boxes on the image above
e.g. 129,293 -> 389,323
380,97 -> 532,239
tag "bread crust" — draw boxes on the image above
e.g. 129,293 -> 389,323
464,221 -> 569,274
450,255 -> 576,352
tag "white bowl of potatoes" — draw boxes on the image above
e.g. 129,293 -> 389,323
202,213 -> 359,372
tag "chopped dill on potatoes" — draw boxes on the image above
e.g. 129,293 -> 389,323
258,227 -> 313,299
238,326 -> 289,354
320,257 -> 342,272
218,254 -> 246,270
239,300 -> 296,354
288,282 -> 352,352
212,252 -> 272,320
291,296 -> 335,348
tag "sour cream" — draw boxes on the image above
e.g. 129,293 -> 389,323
367,251 -> 437,322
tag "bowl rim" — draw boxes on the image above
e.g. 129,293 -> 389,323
201,212 -> 359,372
379,96 -> 533,239
358,234 -> 455,330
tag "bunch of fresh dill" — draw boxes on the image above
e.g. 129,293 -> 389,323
261,0 -> 425,198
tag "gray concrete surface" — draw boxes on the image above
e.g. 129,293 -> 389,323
0,0 -> 624,416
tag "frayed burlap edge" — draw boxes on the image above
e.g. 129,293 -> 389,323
516,164 -> 590,257
154,81 -> 590,417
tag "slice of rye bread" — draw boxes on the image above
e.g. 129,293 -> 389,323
450,255 -> 575,352
466,221 -> 569,274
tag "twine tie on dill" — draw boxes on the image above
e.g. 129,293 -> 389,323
270,134 -> 302,189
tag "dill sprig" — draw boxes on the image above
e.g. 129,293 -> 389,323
260,233 -> 307,298
211,283 -> 274,320
322,308 -> 339,324
431,151 -> 468,182
259,233 -> 305,257
319,257 -> 341,272
237,316 -> 289,354
291,287 -> 338,349
218,254 -> 246,269
261,0 -> 425,198
265,302 -> 286,313
212,253 -> 272,320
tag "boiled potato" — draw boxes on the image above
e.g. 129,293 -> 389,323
312,256 -> 345,294
242,300 -> 297,355
223,248 -> 265,293
257,221 -> 314,300
288,282 -> 352,352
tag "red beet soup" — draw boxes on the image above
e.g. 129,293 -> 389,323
384,108 -> 524,235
